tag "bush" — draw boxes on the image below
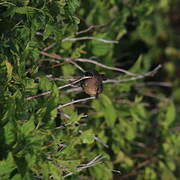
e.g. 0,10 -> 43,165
0,0 -> 179,179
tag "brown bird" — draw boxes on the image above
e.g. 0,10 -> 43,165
81,70 -> 106,97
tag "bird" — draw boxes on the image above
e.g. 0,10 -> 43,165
81,70 -> 106,98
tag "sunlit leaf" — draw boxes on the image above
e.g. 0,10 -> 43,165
165,101 -> 176,127
5,61 -> 13,81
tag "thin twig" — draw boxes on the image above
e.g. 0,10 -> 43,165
76,26 -> 95,35
94,136 -> 109,148
0,1 -> 16,6
62,36 -> 118,44
26,65 -> 162,100
75,25 -> 103,35
57,97 -> 95,109
104,65 -> 162,83
40,56 -> 85,72
63,155 -> 104,178
79,130 -> 109,148
36,32 -> 54,40
61,25 -> 104,41
40,58 -> 60,63
26,76 -> 91,100
135,81 -> 172,87
37,25 -> 115,52
112,169 -> 121,174
43,43 -> 56,51
70,61 -> 85,72
39,51 -> 136,76
120,157 -> 158,179
46,75 -> 82,82
61,87 -> 82,94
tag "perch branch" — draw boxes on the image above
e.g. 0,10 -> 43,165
26,65 -> 162,100
26,76 -> 91,100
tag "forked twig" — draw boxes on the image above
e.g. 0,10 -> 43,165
75,25 -> 103,35
26,65 -> 162,100
104,65 -> 162,83
63,155 -> 104,178
39,51 -> 136,76
26,76 -> 91,100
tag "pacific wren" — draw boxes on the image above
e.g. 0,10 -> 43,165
81,70 -> 106,97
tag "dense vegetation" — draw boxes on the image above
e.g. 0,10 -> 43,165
0,0 -> 179,179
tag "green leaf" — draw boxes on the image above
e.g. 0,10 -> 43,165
116,28 -> 127,40
90,164 -> 112,180
12,7 -> 34,15
59,159 -> 80,172
70,112 -> 84,123
144,167 -> 157,180
165,101 -> 176,127
25,154 -> 36,168
129,55 -> 143,73
0,153 -> 16,176
21,118 -> 35,136
62,64 -> 75,76
39,77 -> 53,91
50,108 -> 58,119
4,122 -> 16,145
24,78 -> 38,94
5,61 -> 13,81
101,94 -> 117,127
67,0 -> 80,14
61,40 -> 73,50
12,6 -> 43,15
159,161 -> 177,180
11,174 -> 21,180
43,24 -> 54,40
81,130 -> 94,144
72,16 -> 80,24
91,34 -> 113,56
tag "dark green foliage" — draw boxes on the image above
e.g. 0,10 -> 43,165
0,0 -> 179,179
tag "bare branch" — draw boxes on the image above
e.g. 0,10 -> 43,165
70,61 -> 85,72
61,87 -> 82,94
0,1 -> 16,6
43,43 -> 56,51
94,136 -> 109,148
63,155 -> 104,178
61,25 -> 104,41
135,81 -> 172,87
39,51 -> 136,76
40,58 -> 60,63
57,97 -> 95,109
75,25 -> 103,35
112,169 -> 121,174
104,65 -> 162,83
26,76 -> 91,100
63,154 -> 121,178
37,25 -> 115,53
26,65 -> 161,100
62,36 -> 118,44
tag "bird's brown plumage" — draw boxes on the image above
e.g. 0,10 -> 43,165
81,70 -> 106,97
